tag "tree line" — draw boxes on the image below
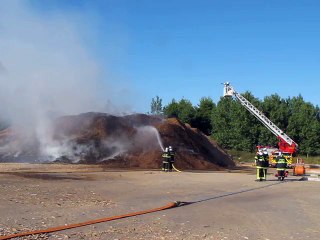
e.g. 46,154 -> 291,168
150,93 -> 320,155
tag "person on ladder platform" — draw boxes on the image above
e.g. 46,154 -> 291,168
275,151 -> 288,181
255,149 -> 268,181
161,148 -> 170,172
168,146 -> 175,172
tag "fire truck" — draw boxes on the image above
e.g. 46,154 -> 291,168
223,82 -> 298,167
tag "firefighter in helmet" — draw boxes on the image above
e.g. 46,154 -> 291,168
275,151 -> 288,181
262,148 -> 269,176
168,146 -> 175,172
161,147 -> 170,172
255,148 -> 268,181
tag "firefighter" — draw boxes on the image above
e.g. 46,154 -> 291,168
168,146 -> 175,172
255,149 -> 268,181
275,151 -> 287,181
161,148 -> 170,172
262,148 -> 269,176
262,148 -> 269,159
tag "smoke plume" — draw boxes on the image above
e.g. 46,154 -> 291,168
0,1 -> 127,160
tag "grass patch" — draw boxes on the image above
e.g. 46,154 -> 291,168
296,155 -> 320,165
227,150 -> 256,163
227,150 -> 320,165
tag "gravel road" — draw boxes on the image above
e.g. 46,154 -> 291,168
0,163 -> 319,240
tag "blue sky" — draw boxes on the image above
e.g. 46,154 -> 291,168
29,0 -> 320,112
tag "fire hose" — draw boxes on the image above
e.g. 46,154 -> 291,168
0,176 -> 285,239
172,164 -> 182,172
0,201 -> 181,240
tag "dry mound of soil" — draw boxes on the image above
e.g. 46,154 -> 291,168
0,113 -> 234,170
158,118 -> 235,169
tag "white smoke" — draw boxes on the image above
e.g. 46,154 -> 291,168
39,126 -> 164,163
96,126 -> 163,163
0,1 -> 126,160
0,1 -> 164,163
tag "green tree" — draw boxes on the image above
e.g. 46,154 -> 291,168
176,99 -> 196,124
286,95 -> 320,155
302,120 -> 320,155
150,96 -> 163,115
230,91 -> 262,151
163,98 -> 196,124
259,94 -> 290,146
211,96 -> 235,149
191,97 -> 215,135
163,99 -> 180,118
162,92 -> 320,156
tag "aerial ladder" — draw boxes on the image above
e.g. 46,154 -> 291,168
223,82 -> 298,157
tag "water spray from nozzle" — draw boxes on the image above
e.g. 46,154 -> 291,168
134,126 -> 164,151
148,126 -> 164,151
154,128 -> 164,151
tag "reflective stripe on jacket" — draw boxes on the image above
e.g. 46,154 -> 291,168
276,157 -> 287,169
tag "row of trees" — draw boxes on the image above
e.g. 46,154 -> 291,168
150,93 -> 320,155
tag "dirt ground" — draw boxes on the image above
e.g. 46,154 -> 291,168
0,163 -> 319,240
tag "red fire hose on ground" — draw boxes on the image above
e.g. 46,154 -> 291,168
0,201 -> 180,240
0,180 -> 284,239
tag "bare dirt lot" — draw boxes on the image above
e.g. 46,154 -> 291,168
0,163 -> 319,240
